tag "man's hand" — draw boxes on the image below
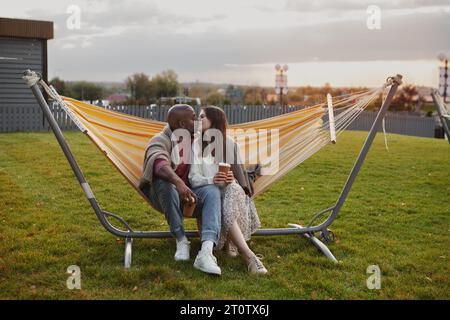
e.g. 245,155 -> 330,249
175,182 -> 197,204
156,165 -> 196,204
225,170 -> 234,184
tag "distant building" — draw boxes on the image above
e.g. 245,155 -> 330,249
416,86 -> 434,103
217,88 -> 226,95
160,96 -> 201,106
105,93 -> 129,105
266,93 -> 278,103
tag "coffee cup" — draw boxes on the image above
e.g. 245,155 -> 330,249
217,163 -> 231,187
219,162 -> 231,174
183,197 -> 196,218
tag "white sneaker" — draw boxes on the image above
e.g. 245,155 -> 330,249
194,250 -> 221,275
174,239 -> 190,261
247,254 -> 268,275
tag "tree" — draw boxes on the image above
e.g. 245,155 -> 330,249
205,92 -> 226,105
124,70 -> 180,104
69,81 -> 103,101
244,86 -> 262,105
125,73 -> 152,104
390,85 -> 420,112
49,77 -> 68,96
151,70 -> 179,100
225,85 -> 244,104
287,93 -> 302,105
323,82 -> 332,94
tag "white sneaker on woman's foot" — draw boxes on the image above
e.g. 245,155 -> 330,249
194,250 -> 221,275
247,254 -> 268,275
174,239 -> 190,261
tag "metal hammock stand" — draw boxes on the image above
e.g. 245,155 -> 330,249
23,70 -> 402,268
431,91 -> 450,143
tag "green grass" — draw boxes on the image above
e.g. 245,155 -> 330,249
0,131 -> 449,300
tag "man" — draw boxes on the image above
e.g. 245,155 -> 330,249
139,104 -> 232,275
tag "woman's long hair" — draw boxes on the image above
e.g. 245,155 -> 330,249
201,106 -> 228,163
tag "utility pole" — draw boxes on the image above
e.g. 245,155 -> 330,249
438,52 -> 449,103
275,64 -> 288,106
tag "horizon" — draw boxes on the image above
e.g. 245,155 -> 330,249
55,75 -> 435,90
2,0 -> 450,88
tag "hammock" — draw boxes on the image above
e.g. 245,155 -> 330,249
41,84 -> 384,200
23,70 -> 402,267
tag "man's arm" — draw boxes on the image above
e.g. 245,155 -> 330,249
156,164 -> 197,204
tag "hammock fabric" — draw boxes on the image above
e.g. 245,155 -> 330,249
60,97 -> 321,197
51,86 -> 382,202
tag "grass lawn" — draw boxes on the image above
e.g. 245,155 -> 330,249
0,130 -> 449,300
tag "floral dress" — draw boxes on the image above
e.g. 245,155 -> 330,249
217,181 -> 261,250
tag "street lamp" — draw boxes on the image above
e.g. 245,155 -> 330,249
275,64 -> 288,106
438,52 -> 449,103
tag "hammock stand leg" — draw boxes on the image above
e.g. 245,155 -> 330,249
286,224 -> 338,262
432,92 -> 450,143
124,237 -> 133,269
25,70 -> 401,267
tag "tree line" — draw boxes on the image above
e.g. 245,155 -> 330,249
49,72 -> 424,112
49,69 -> 181,104
49,78 -> 104,102
125,70 -> 179,105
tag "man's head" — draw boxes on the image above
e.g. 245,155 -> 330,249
166,104 -> 196,134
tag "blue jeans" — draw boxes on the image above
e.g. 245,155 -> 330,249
143,179 -> 221,245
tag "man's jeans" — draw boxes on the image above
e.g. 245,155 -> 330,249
143,179 -> 221,245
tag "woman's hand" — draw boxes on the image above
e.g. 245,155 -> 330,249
225,170 -> 234,184
213,172 -> 227,185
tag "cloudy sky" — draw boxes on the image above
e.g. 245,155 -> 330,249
3,0 -> 450,87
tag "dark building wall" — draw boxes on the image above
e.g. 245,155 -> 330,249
0,37 -> 44,106
0,17 -> 53,102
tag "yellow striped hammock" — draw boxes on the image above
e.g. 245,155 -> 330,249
23,70 -> 402,267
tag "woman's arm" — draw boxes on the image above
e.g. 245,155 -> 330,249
230,139 -> 254,196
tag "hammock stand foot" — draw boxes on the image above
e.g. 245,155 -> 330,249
288,224 -> 338,263
124,237 -> 133,268
303,232 -> 338,263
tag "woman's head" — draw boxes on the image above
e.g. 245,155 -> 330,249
199,106 -> 228,134
200,106 -> 229,161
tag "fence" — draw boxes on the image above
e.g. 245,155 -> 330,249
0,103 -> 437,138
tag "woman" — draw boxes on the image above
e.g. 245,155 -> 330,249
189,106 -> 268,275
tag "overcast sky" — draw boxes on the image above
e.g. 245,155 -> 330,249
3,0 -> 450,87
